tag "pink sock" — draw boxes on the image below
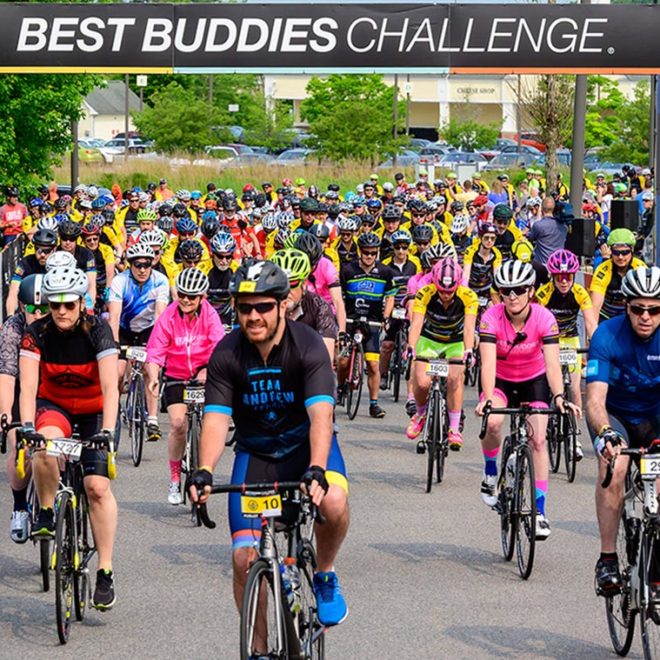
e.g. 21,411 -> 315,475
448,410 -> 461,432
416,402 -> 427,418
483,447 -> 499,458
169,460 -> 181,482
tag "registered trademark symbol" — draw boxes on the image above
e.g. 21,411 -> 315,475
607,46 -> 615,55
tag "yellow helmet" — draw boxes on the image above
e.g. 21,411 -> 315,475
511,238 -> 534,263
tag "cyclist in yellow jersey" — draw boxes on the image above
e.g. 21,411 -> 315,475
463,223 -> 503,301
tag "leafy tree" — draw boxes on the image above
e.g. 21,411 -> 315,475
0,74 -> 101,189
300,74 -> 407,164
584,76 -> 626,149
133,82 -> 222,153
438,118 -> 500,151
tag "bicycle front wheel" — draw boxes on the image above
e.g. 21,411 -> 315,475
436,394 -> 447,485
296,541 -> 326,660
547,416 -> 561,474
640,531 -> 660,659
129,377 -> 146,467
346,347 -> 364,421
606,510 -> 636,656
39,538 -> 51,593
74,488 -> 93,622
562,411 -> 578,483
55,491 -> 75,644
499,436 -> 516,562
425,390 -> 437,494
515,445 -> 536,580
240,558 -> 295,660
392,331 -> 403,403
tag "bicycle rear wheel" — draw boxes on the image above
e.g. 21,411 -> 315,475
55,491 -> 74,644
346,347 -> 364,421
499,436 -> 516,562
39,538 -> 51,593
640,531 -> 660,660
606,510 -> 636,656
74,488 -> 93,622
129,377 -> 146,467
296,541 -> 325,660
392,331 -> 403,403
240,558 -> 295,660
562,411 -> 578,483
515,445 -> 536,580
425,390 -> 437,494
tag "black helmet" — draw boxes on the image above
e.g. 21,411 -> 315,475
381,204 -> 402,221
58,219 -> 82,238
158,203 -> 173,217
230,260 -> 290,300
327,206 -> 341,219
33,227 -> 58,247
299,197 -> 319,213
223,197 -> 238,212
360,213 -> 376,226
18,273 -> 45,306
172,202 -> 188,219
201,214 -> 220,240
450,200 -> 464,214
408,198 -> 427,214
493,204 -> 514,222
411,224 -> 434,243
6,186 -> 19,197
310,223 -> 330,241
178,239 -> 204,262
357,232 -> 381,249
147,182 -> 157,192
254,193 -> 267,208
293,232 -> 324,269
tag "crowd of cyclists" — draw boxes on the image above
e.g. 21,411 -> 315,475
1,163 -> 659,653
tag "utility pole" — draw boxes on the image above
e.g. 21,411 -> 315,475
516,74 -> 522,148
208,75 -> 214,106
124,73 -> 129,162
405,74 -> 410,136
655,75 -> 660,265
393,74 -> 399,167
71,120 -> 79,188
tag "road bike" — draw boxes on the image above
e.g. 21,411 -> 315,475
602,440 -> 660,659
464,295 -> 489,389
386,308 -> 409,403
121,345 -> 148,467
197,482 -> 326,659
479,402 -> 555,580
342,317 -> 380,420
416,357 -> 464,493
547,346 -> 587,483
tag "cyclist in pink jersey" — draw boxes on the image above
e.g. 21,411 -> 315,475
475,260 -> 578,540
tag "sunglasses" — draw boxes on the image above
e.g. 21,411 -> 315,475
411,213 -> 426,218
500,286 -> 530,297
236,301 -> 278,315
339,232 -> 353,238
554,274 -> 574,283
131,261 -> 152,270
36,246 -> 55,255
214,254 -> 232,261
60,236 -> 77,242
178,292 -> 201,301
481,235 -> 496,242
361,250 -> 378,257
629,304 -> 660,317
152,249 -> 161,256
393,245 -> 409,251
84,236 -> 99,242
415,241 -> 430,248
184,259 -> 201,265
25,304 -> 49,314
611,249 -> 632,257
49,301 -> 78,311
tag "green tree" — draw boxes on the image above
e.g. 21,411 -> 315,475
0,74 -> 100,189
132,82 -> 223,153
438,118 -> 500,151
300,74 -> 407,164
584,76 -> 626,149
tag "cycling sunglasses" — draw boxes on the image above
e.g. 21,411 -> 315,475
214,254 -> 232,261
131,260 -> 152,270
554,273 -> 574,283
393,244 -> 409,250
60,235 -> 77,242
481,234 -> 496,242
500,286 -> 530,297
36,246 -> 55,255
25,303 -> 49,314
611,248 -> 632,257
629,304 -> 660,317
178,292 -> 201,301
49,301 -> 78,311
236,301 -> 278,315
361,250 -> 378,257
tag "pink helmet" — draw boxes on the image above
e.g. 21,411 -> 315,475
431,257 -> 462,293
547,249 -> 579,275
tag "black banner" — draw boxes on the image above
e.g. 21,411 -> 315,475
1,3 -> 659,72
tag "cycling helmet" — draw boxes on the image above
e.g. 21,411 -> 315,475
360,214 -> 376,226
140,229 -> 167,248
357,232 -> 381,249
230,260 -> 290,300
87,186 -> 98,200
172,203 -> 188,219
41,202 -> 54,216
276,211 -> 295,229
431,257 -> 462,294
178,239 -> 204,262
478,222 -> 498,237
176,189 -> 191,202
436,242 -> 458,260
494,260 -> 535,290
622,266 -> 660,300
274,227 -> 291,248
36,216 -> 59,232
54,197 -> 68,211
426,199 -> 439,213
137,208 -> 157,223
91,198 -> 105,211
125,243 -> 155,262
270,249 -> 312,283
158,203 -> 173,217
511,238 -> 534,263
381,204 -> 402,221
5,186 -> 19,197
420,245 -> 442,270
293,232 -> 324,269
33,228 -> 58,247
157,216 -> 174,233
408,198 -> 426,214
607,228 -> 636,247
547,249 -> 580,275
46,251 -> 76,271
262,214 -> 278,231
450,200 -> 465,214
338,216 -> 361,232
492,204 -> 514,222
201,215 -> 220,240
42,267 -> 88,303
284,230 -> 302,250
223,197 -> 238,212
81,219 -> 102,236
310,223 -> 330,241
390,230 -> 412,245
18,273 -> 45,306
176,267 -> 209,296
411,224 -> 433,243
176,217 -> 197,234
451,214 -> 469,235
366,199 -> 383,212
28,197 -> 43,210
58,219 -> 82,238
211,232 -> 236,255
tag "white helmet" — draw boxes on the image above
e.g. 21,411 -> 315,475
451,214 -> 470,235
337,216 -> 360,232
45,251 -> 77,271
139,228 -> 167,248
176,267 -> 209,295
622,266 -> 660,300
494,260 -> 536,290
126,243 -> 155,262
37,216 -> 59,232
262,214 -> 278,231
42,267 -> 88,302
87,185 -> 99,199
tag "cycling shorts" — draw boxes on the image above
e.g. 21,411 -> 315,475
384,318 -> 407,343
347,319 -> 381,362
483,374 -> 550,409
35,399 -> 108,478
587,413 -> 660,451
163,377 -> 185,408
228,434 -> 348,551
119,326 -> 153,351
559,335 -> 581,375
415,336 -> 464,361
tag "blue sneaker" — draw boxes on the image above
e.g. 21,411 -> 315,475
313,571 -> 348,626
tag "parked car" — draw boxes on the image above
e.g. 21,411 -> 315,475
79,138 -> 106,149
437,151 -> 488,171
225,143 -> 275,165
274,148 -> 316,166
377,149 -> 421,169
483,152 -> 539,171
535,148 -> 572,167
500,144 -> 543,156
101,137 -> 147,155
584,147 -> 604,171
418,145 -> 453,164
408,138 -> 433,152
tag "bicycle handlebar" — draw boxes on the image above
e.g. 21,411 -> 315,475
1,413 -> 22,454
478,402 -> 557,440
601,440 -> 660,489
163,379 -> 204,388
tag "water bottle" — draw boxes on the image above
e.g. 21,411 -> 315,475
281,557 -> 301,614
505,452 -> 517,488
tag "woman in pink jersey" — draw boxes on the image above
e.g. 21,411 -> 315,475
475,260 -> 577,540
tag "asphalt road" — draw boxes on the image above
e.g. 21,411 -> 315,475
0,382 -> 642,659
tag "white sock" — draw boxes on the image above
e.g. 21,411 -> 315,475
148,416 -> 158,426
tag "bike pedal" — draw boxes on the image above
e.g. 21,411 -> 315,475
416,442 -> 426,455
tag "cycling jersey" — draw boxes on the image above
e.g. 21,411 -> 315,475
495,229 -> 517,260
535,281 -> 591,338
340,260 -> 396,322
407,271 -> 432,299
587,315 -> 660,422
108,269 -> 170,333
289,291 -> 338,340
452,234 -> 472,264
479,303 -> 559,382
146,299 -> 224,381
20,315 -> 117,416
334,238 -> 359,268
207,266 -> 234,325
381,255 -> 420,306
307,256 -> 340,309
87,243 -> 114,290
11,254 -> 46,283
464,243 -> 503,295
413,284 -> 478,343
590,257 -> 646,321
204,320 -> 335,459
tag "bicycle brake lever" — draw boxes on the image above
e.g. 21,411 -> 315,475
601,457 -> 615,489
196,503 -> 216,529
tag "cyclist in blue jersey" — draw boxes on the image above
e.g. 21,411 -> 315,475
587,266 -> 660,597
108,243 -> 170,442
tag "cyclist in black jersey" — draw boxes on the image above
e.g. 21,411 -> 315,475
334,215 -> 360,268
493,204 -> 518,260
463,222 -> 503,299
207,232 -> 236,327
190,260 -> 350,631
450,214 -> 472,266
